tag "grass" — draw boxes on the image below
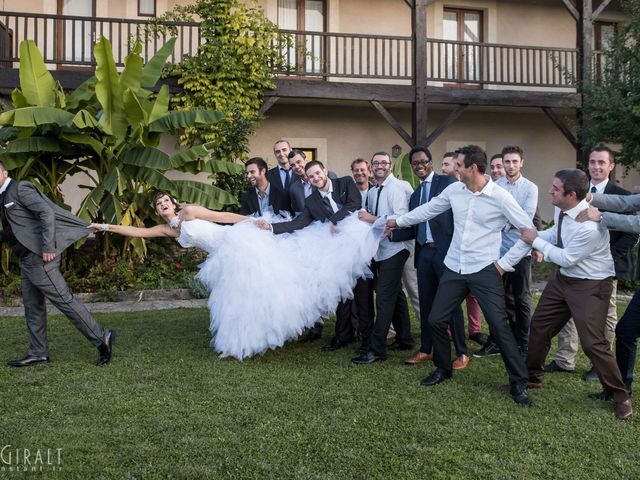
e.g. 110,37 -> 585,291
1,306 -> 639,479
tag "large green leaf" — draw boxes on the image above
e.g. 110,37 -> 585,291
121,147 -> 172,169
170,143 -> 214,168
72,110 -> 102,130
120,42 -> 143,93
0,126 -> 18,143
392,152 -> 419,189
18,40 -> 56,107
60,133 -> 105,156
4,107 -> 75,127
135,168 -> 176,191
4,137 -> 62,153
140,38 -> 177,88
94,36 -> 127,140
66,77 -> 97,111
123,89 -> 146,131
0,152 -> 30,170
103,167 -> 121,194
147,85 -> 169,124
11,89 -> 29,108
77,185 -> 105,222
148,109 -> 224,133
172,180 -> 239,209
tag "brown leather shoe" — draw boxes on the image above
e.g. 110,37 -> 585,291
452,354 -> 470,370
404,352 -> 432,365
615,399 -> 633,421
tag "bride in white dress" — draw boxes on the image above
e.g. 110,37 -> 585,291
90,192 -> 383,360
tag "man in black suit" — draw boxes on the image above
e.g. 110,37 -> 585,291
258,161 -> 363,350
240,157 -> 291,217
288,149 -> 337,217
0,161 -> 114,367
394,146 -> 467,367
548,144 -> 639,379
266,139 -> 295,207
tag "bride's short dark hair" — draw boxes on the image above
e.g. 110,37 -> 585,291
153,191 -> 180,212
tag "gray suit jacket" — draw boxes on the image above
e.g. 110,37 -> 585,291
0,179 -> 89,256
591,192 -> 640,234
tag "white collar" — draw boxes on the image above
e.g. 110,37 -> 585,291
421,171 -> 435,183
320,179 -> 334,197
563,199 -> 590,220
590,179 -> 608,193
0,177 -> 12,195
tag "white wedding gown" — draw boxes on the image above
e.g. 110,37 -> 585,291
176,213 -> 385,360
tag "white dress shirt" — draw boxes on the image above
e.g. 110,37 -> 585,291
396,176 -> 533,274
319,181 -> 339,213
367,174 -> 412,261
0,177 -> 11,195
590,178 -> 608,194
496,174 -> 538,255
531,200 -> 615,279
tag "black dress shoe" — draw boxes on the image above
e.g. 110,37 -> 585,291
510,383 -> 533,407
387,341 -> 415,351
7,355 -> 49,367
300,329 -> 322,343
583,367 -> 599,382
420,368 -> 452,386
544,360 -> 575,373
589,390 -> 613,401
469,332 -> 488,346
351,351 -> 386,365
321,338 -> 354,352
97,330 -> 116,366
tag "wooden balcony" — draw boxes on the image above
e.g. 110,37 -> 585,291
0,11 -> 580,108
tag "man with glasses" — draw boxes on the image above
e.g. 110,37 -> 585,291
352,152 -> 414,364
395,146 -> 468,368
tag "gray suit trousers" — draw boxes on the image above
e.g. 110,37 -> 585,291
20,252 -> 107,356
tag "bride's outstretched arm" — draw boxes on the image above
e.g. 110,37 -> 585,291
179,205 -> 247,224
89,223 -> 177,238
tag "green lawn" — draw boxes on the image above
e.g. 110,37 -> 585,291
1,307 -> 639,479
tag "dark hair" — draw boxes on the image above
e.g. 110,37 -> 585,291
501,145 -> 524,159
245,157 -> 268,173
590,143 -> 615,163
490,154 -> 503,162
371,151 -> 392,163
305,160 -> 325,172
443,152 -> 457,159
0,161 -> 6,172
153,191 -> 180,212
273,139 -> 291,149
288,149 -> 306,160
409,145 -> 432,162
350,158 -> 369,170
456,145 -> 487,174
555,168 -> 588,200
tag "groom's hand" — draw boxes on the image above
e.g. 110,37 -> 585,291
254,219 -> 272,231
43,252 -> 56,262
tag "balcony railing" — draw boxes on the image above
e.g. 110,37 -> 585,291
0,11 -> 577,90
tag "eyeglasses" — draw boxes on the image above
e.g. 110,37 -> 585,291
411,160 -> 432,167
371,161 -> 391,167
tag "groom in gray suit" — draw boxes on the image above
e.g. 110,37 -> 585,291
0,161 -> 114,367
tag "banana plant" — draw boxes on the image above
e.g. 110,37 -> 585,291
0,38 -> 243,258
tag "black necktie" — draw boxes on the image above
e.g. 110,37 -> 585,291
591,186 -> 597,193
373,185 -> 384,216
556,212 -> 565,248
322,195 -> 334,215
282,168 -> 290,190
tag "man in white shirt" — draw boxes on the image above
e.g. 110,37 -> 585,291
548,145 -> 638,380
477,146 -> 537,358
387,145 -> 533,406
520,168 -> 632,420
352,152 -> 414,364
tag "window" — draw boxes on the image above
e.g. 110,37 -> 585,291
58,0 -> 95,64
278,0 -> 326,74
595,21 -> 616,81
299,148 -> 317,162
138,0 -> 156,17
443,8 -> 482,84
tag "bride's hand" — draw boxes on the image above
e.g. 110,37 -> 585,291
330,223 -> 339,235
254,219 -> 272,231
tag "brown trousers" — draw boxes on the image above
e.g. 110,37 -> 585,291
527,270 -> 629,403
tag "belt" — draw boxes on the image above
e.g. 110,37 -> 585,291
423,242 -> 437,248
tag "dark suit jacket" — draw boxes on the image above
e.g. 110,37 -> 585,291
272,176 -> 361,234
0,179 -> 89,256
602,181 -> 638,279
289,170 -> 338,216
390,173 -> 456,265
239,182 -> 291,217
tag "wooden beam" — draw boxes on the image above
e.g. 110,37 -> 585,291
412,0 -> 429,145
266,79 -> 581,109
370,100 -> 414,147
593,0 -> 612,19
561,0 -> 579,20
404,0 -> 414,8
259,96 -> 280,115
424,104 -> 467,147
542,107 -> 578,150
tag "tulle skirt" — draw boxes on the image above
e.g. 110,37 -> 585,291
195,213 -> 384,360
